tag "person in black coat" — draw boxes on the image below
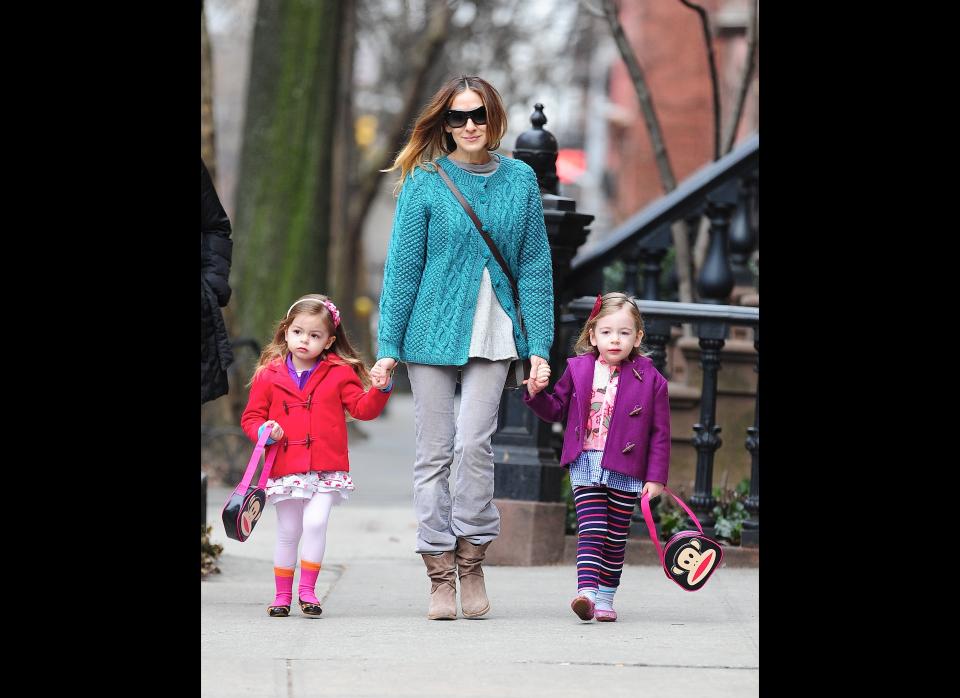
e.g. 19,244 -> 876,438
201,158 -> 234,404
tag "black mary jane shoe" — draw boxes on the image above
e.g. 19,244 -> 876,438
268,605 -> 290,617
298,598 -> 323,617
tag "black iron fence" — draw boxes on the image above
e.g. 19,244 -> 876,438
494,107 -> 759,554
566,133 -> 759,306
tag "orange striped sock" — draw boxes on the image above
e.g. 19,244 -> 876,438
273,566 -> 294,606
299,559 -> 322,604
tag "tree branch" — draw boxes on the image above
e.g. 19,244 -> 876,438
722,0 -> 758,154
679,0 -> 720,161
601,0 -> 676,192
601,0 -> 697,304
346,1 -> 453,244
577,0 -> 605,18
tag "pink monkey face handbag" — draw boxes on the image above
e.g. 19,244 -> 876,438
221,429 -> 277,542
640,488 -> 723,591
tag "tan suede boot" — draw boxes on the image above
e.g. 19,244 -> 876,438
421,552 -> 457,620
455,538 -> 491,618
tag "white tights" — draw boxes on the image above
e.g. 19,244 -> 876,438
273,493 -> 338,568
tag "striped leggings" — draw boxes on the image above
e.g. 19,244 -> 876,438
573,485 -> 637,590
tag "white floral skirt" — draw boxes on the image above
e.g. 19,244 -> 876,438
265,470 -> 355,505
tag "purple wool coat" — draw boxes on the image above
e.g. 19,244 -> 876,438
523,353 -> 671,484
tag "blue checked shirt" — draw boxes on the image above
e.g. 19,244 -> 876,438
568,449 -> 644,492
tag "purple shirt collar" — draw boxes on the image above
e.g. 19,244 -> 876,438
285,352 -> 319,390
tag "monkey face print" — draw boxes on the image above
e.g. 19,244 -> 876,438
240,496 -> 263,538
222,487 -> 267,542
664,534 -> 723,591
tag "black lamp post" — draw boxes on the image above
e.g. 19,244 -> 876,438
487,104 -> 593,565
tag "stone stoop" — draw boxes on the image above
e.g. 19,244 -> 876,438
485,499 -> 567,566
731,289 -> 759,341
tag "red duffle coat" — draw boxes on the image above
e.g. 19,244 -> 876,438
240,355 -> 391,477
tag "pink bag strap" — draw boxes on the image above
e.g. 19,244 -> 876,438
233,428 -> 278,495
639,487 -> 705,565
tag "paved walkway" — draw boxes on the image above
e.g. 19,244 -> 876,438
202,394 -> 759,697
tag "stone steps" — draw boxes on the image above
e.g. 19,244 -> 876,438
663,330 -> 758,496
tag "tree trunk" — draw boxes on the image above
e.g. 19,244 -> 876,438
336,1 -> 453,360
201,7 -> 216,175
723,0 -> 759,154
328,0 -> 358,345
231,0 -> 344,342
601,0 -> 695,304
345,2 -> 453,257
679,0 -> 721,162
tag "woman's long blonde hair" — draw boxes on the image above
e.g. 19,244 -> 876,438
573,292 -> 648,360
248,294 -> 371,388
385,74 -> 508,192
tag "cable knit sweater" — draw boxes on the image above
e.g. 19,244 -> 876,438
377,154 -> 554,365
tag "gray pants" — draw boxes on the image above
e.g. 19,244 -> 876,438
407,358 -> 511,553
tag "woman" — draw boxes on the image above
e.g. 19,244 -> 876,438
201,157 -> 234,405
371,75 -> 554,620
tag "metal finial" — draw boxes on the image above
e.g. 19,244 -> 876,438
531,103 -> 547,129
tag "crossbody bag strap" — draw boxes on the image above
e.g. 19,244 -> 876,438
436,164 -> 526,336
235,429 -> 279,495
639,487 -> 707,571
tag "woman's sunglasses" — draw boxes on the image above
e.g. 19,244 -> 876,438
445,106 -> 487,128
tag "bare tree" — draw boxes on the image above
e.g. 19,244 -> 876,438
599,0 -> 696,305
348,0 -> 579,286
346,2 -> 454,270
593,0 -> 759,301
682,0 -> 759,159
231,0 -> 347,342
325,1 -> 455,361
201,6 -> 216,176
722,0 -> 758,155
679,0 -> 721,161
328,0 -> 359,340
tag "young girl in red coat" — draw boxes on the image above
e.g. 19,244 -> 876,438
241,294 -> 393,617
524,292 -> 671,622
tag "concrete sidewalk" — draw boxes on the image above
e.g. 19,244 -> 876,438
202,394 -> 759,697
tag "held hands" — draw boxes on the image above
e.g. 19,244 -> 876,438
370,358 -> 397,390
524,354 -> 550,395
528,354 -> 547,375
263,420 -> 284,442
641,481 -> 664,500
525,360 -> 551,396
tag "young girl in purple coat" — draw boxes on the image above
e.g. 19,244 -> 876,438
524,292 -> 671,622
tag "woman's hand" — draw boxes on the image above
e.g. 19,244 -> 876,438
370,358 -> 397,389
641,481 -> 664,500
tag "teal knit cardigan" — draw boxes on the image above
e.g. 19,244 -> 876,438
377,155 -> 554,365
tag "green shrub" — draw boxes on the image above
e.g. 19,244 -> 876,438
201,524 -> 223,579
711,477 -> 751,545
657,495 -> 687,540
656,478 -> 751,544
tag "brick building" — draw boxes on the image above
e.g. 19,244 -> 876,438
605,0 -> 758,222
